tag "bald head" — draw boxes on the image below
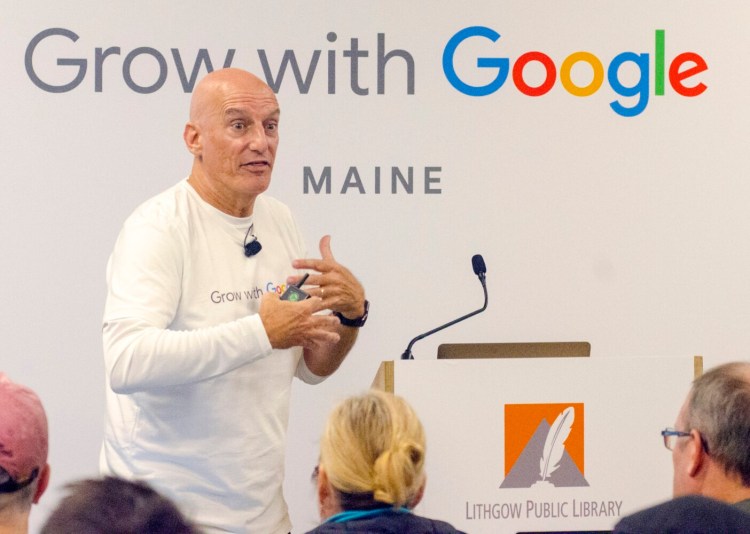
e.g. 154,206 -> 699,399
190,69 -> 276,125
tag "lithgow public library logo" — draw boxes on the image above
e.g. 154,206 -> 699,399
500,403 -> 589,489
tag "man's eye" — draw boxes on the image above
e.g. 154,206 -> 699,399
265,123 -> 278,132
231,122 -> 245,130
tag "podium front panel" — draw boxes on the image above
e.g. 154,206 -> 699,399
377,356 -> 693,534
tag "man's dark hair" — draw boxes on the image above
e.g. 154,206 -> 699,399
40,476 -> 197,534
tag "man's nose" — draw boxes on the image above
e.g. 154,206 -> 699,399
247,124 -> 268,152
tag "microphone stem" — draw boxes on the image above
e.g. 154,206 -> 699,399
401,280 -> 487,360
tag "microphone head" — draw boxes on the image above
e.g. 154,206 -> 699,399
471,254 -> 486,276
244,241 -> 262,257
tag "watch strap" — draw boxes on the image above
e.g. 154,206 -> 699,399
334,299 -> 369,327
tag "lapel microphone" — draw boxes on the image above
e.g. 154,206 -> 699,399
244,240 -> 262,257
243,222 -> 262,257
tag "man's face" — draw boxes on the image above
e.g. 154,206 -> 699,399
195,76 -> 280,202
671,397 -> 694,496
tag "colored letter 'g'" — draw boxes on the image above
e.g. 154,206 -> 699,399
443,26 -> 509,96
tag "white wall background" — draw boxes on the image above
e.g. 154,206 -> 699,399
2,1 -> 748,531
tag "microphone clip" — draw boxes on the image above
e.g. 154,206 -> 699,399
243,222 -> 262,257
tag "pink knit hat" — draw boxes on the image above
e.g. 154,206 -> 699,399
0,373 -> 48,483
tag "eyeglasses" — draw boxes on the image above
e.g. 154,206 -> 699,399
661,428 -> 692,451
0,466 -> 39,494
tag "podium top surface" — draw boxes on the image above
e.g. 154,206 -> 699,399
437,341 -> 591,359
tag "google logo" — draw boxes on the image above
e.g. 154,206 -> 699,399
442,27 -> 707,117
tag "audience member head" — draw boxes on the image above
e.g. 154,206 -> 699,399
0,373 -> 50,533
315,389 -> 426,519
670,361 -> 750,504
40,476 -> 197,534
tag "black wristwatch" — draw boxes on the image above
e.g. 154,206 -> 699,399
334,300 -> 369,327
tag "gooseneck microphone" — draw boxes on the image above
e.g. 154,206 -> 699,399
400,254 -> 488,360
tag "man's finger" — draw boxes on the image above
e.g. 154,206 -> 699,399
318,234 -> 335,262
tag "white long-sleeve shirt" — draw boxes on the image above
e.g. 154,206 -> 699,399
100,179 -> 323,534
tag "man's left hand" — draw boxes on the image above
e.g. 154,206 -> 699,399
290,235 -> 366,320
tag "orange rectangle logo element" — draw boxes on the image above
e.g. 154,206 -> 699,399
501,403 -> 588,489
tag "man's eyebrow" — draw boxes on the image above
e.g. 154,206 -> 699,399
264,108 -> 281,120
223,107 -> 281,120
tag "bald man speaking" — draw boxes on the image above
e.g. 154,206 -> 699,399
100,68 -> 368,534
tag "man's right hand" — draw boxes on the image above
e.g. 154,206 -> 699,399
259,292 -> 341,350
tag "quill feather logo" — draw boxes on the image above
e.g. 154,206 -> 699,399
500,403 -> 588,489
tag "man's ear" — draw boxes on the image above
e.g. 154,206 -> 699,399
686,430 -> 707,477
183,122 -> 202,156
33,463 -> 51,504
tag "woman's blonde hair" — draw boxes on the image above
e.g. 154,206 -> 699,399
319,389 -> 426,508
